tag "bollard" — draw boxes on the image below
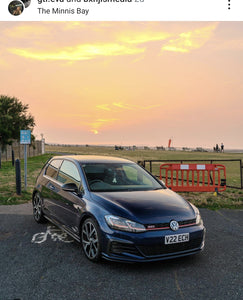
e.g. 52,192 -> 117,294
15,159 -> 21,195
12,150 -> 15,166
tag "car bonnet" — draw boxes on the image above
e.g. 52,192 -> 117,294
90,188 -> 195,224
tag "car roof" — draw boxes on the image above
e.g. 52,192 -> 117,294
51,155 -> 135,164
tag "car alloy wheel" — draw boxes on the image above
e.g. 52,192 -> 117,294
33,193 -> 46,223
81,218 -> 101,262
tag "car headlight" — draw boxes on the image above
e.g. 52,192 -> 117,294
196,213 -> 202,225
191,204 -> 203,225
105,215 -> 146,233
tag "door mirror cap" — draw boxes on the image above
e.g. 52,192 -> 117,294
62,183 -> 78,193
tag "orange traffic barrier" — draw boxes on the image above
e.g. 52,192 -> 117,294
160,163 -> 226,192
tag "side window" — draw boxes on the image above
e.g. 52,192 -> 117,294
123,165 -> 138,182
123,165 -> 154,186
142,174 -> 154,186
57,160 -> 81,187
45,159 -> 63,179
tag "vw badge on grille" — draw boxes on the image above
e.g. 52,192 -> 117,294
170,220 -> 179,231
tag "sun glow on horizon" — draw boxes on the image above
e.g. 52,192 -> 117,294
1,21 -> 243,148
91,129 -> 99,135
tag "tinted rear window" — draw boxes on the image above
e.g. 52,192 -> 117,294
45,159 -> 63,179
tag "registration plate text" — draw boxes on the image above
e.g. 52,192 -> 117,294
165,233 -> 189,244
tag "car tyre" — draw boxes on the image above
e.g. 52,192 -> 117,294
32,192 -> 46,223
81,218 -> 101,262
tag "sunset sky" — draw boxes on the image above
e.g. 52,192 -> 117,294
0,22 -> 243,149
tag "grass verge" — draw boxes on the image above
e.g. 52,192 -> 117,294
179,190 -> 243,210
0,149 -> 242,209
0,153 -> 52,205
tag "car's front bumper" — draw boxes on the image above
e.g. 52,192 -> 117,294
101,224 -> 205,263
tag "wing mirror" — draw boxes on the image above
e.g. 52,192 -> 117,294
62,183 -> 78,193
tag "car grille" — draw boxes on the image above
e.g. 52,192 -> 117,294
179,219 -> 196,226
109,236 -> 202,258
145,218 -> 196,230
138,237 -> 202,257
109,241 -> 141,256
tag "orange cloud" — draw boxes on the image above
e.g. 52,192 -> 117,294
93,102 -> 162,133
9,43 -> 145,61
140,104 -> 161,110
96,104 -> 111,111
93,102 -> 161,134
89,118 -> 119,134
119,31 -> 171,44
4,25 -> 50,39
54,112 -> 119,135
63,22 -> 89,30
112,102 -> 161,111
113,102 -> 133,110
162,24 -> 218,53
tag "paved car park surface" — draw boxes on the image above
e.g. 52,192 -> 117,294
0,203 -> 242,300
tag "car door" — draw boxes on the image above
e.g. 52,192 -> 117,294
54,160 -> 85,235
41,158 -> 63,220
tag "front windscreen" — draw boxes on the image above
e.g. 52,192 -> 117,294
81,162 -> 164,192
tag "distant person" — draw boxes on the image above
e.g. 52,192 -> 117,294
216,144 -> 219,152
221,143 -> 224,153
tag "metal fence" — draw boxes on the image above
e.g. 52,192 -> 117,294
141,159 -> 243,189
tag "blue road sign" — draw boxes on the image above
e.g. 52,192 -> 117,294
20,130 -> 31,145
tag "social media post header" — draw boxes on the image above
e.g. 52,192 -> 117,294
1,0 -> 243,21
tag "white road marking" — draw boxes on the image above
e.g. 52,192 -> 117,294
31,226 -> 73,244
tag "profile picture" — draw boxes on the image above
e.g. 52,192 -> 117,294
8,1 -> 24,16
21,0 -> 31,8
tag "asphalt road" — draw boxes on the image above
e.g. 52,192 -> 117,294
0,203 -> 242,300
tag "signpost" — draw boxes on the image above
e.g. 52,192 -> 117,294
20,130 -> 31,190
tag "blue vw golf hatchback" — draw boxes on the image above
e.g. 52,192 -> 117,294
32,155 -> 205,262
